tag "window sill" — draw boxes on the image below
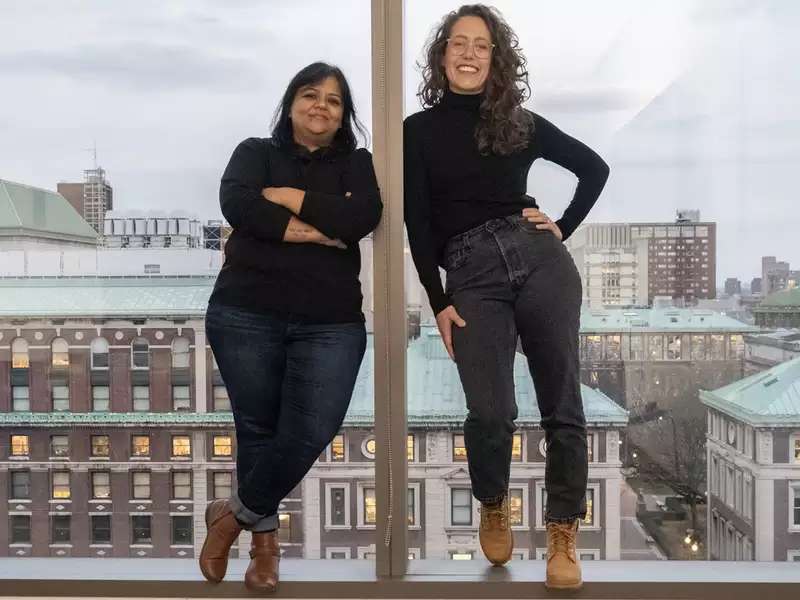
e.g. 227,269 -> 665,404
0,558 -> 797,598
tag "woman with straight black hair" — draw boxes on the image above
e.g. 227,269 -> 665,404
199,62 -> 382,592
405,5 -> 609,590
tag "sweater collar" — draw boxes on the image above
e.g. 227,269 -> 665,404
440,88 -> 484,111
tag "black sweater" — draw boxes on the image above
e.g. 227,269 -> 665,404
209,137 -> 383,323
404,89 -> 610,315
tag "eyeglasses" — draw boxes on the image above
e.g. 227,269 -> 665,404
446,35 -> 495,59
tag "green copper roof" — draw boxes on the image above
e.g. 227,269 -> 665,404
755,287 -> 800,308
579,307 -> 758,333
700,355 -> 800,426
0,179 -> 98,243
0,277 -> 213,318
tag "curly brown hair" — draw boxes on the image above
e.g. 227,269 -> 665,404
418,4 -> 534,156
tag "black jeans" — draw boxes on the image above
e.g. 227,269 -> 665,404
206,302 -> 366,532
444,214 -> 587,522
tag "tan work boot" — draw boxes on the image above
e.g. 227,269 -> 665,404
199,499 -> 242,583
478,495 -> 513,566
245,531 -> 281,592
545,519 -> 582,590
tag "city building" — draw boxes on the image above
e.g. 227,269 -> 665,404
0,179 -> 98,250
57,167 -> 114,234
0,278 -> 649,561
761,257 -> 800,297
753,288 -> 800,329
701,356 -> 800,562
565,212 -> 716,308
102,210 -> 202,249
751,278 -> 763,296
202,220 -> 232,252
743,330 -> 800,375
725,278 -> 742,297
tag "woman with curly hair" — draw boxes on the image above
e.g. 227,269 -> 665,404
404,4 -> 609,589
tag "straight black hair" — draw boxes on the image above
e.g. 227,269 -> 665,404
271,62 -> 368,152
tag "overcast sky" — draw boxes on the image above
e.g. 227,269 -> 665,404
1,0 -> 797,283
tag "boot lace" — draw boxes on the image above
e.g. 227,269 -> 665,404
547,521 -> 577,559
480,497 -> 508,531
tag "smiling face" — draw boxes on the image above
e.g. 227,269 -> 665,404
442,15 -> 493,95
290,76 -> 343,148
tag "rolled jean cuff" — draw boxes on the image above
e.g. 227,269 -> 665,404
545,512 -> 586,524
230,491 -> 278,533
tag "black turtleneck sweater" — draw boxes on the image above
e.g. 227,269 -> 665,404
404,89 -> 610,316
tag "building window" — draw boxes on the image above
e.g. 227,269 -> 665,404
11,515 -> 31,544
132,386 -> 150,412
12,338 -> 29,368
509,488 -> 524,526
91,471 -> 111,499
213,472 -> 232,500
605,335 -> 621,360
131,515 -> 152,544
691,335 -> 706,360
212,435 -> 232,458
91,515 -> 111,544
171,337 -> 191,368
172,471 -> 192,499
11,470 -> 31,499
792,485 -> 800,528
50,435 -> 69,458
92,386 -> 110,412
51,515 -> 71,544
453,434 -> 467,462
629,335 -> 644,360
172,385 -> 191,411
12,386 -> 30,412
539,485 -> 597,528
131,337 -> 149,369
451,488 -> 472,526
648,335 -> 663,360
91,435 -> 110,458
52,385 -> 70,412
212,386 -> 231,411
326,484 -> 349,527
792,436 -> 800,464
511,433 -> 523,462
52,471 -> 70,499
585,335 -> 602,360
363,487 -> 376,525
278,513 -> 291,543
408,486 -> 418,527
91,338 -> 109,369
584,489 -> 595,526
729,334 -> 744,359
666,335 -> 682,360
11,435 -> 30,457
449,551 -> 473,560
587,433 -> 595,462
171,435 -> 191,458
131,435 -> 150,457
171,515 -> 193,545
51,338 -> 69,367
132,471 -> 151,499
407,434 -> 415,462
710,334 -> 725,359
330,434 -> 345,462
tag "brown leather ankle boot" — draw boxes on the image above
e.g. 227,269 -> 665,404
478,495 -> 513,566
244,531 -> 280,592
199,499 -> 242,583
545,519 -> 582,590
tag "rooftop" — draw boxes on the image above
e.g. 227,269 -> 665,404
755,286 -> 800,309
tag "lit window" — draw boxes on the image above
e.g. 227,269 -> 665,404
11,435 -> 30,457
91,338 -> 109,369
453,434 -> 467,462
172,435 -> 192,458
363,487 -> 376,525
450,551 -> 473,560
407,434 -> 415,462
171,337 -> 191,368
172,386 -> 191,411
92,386 -> 110,412
172,471 -> 192,499
278,513 -> 291,543
91,471 -> 111,499
132,471 -> 151,499
584,489 -> 595,526
330,434 -> 345,462
212,435 -> 232,457
511,433 -> 523,461
509,489 -> 523,526
131,435 -> 150,457
51,338 -> 69,367
451,488 -> 472,526
131,337 -> 149,368
52,471 -> 70,499
213,472 -> 232,499
587,433 -> 594,462
12,338 -> 29,369
132,386 -> 150,412
91,435 -> 110,457
52,385 -> 70,412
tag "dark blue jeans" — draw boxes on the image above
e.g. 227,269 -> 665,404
444,214 -> 588,522
205,302 -> 366,532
